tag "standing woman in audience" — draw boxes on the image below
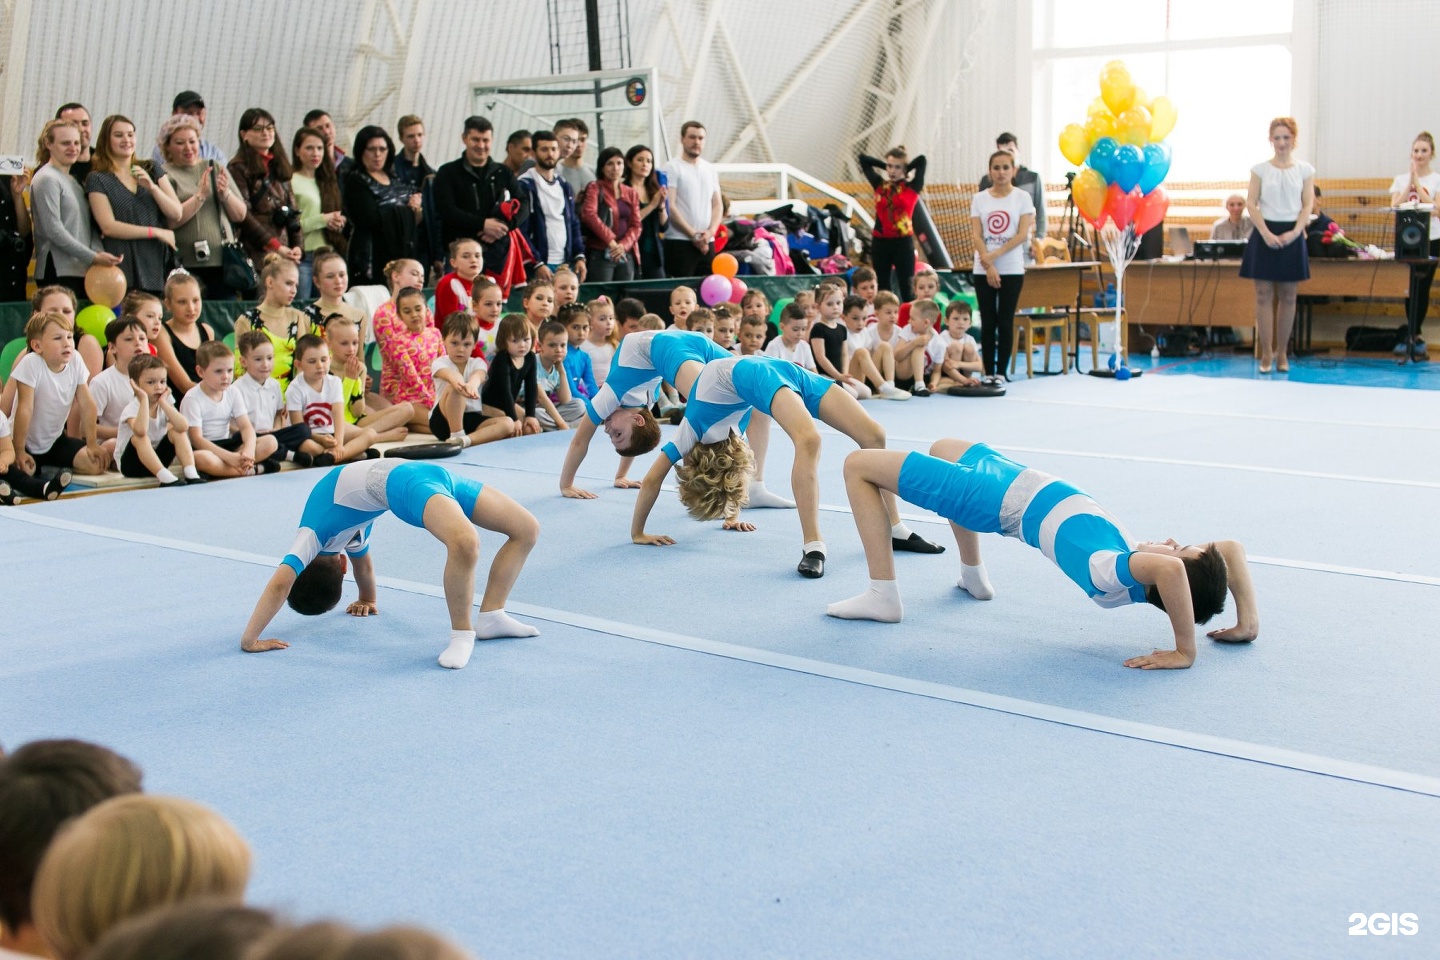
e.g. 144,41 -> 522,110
31,119 -> 119,300
1390,131 -> 1440,354
86,115 -> 181,295
581,146 -> 643,282
228,108 -> 303,283
343,125 -> 420,287
0,155 -> 31,302
626,144 -> 667,278
158,114 -> 247,299
858,145 -> 926,300
1241,117 -> 1314,374
969,149 -> 1034,379
291,126 -> 347,298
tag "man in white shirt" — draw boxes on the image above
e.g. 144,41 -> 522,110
662,121 -> 723,277
518,130 -> 586,283
1210,194 -> 1253,241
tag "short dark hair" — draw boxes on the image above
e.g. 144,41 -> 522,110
128,354 -> 166,381
293,333 -> 326,363
842,294 -> 868,315
616,407 -> 662,457
463,115 -> 493,136
0,739 -> 143,930
615,297 -> 647,324
996,132 -> 1018,146
1146,544 -> 1229,624
553,118 -> 579,135
104,315 -> 147,344
303,109 -> 331,127
532,129 -> 557,146
680,120 -> 706,137
84,901 -> 278,960
236,330 -> 272,358
557,304 -> 589,326
506,129 -> 531,147
538,319 -> 567,342
570,118 -> 589,136
851,266 -> 877,285
288,556 -> 345,615
441,311 -> 478,341
781,303 -> 808,324
55,102 -> 87,119
351,125 -> 395,176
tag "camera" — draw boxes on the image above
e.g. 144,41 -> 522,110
193,239 -> 211,263
0,231 -> 25,256
271,205 -> 301,232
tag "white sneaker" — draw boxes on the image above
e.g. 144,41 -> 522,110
879,383 -> 911,401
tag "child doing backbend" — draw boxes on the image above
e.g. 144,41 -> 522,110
87,317 -> 151,456
377,286 -> 443,432
116,354 -> 202,486
480,314 -> 543,437
239,458 -> 540,670
629,354 -> 942,578
430,312 -> 514,447
233,331 -> 326,466
233,255 -> 310,383
9,311 -> 109,482
287,335 -> 382,463
581,297 -> 617,385
181,340 -> 281,477
558,305 -> 597,400
323,317 -> 413,443
828,439 -> 1260,670
927,300 -> 985,392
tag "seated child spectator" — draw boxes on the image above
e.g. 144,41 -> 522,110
120,291 -> 165,353
927,300 -> 985,391
158,272 -> 213,402
737,314 -> 768,356
233,330 -> 324,466
1,402 -> 69,503
377,286 -> 443,432
116,354 -> 204,485
792,289 -> 818,326
82,900 -> 280,960
433,237 -> 484,323
480,314 -> 541,436
614,296 -> 647,339
0,739 -> 143,959
431,312 -> 514,447
286,334 -> 382,462
809,283 -> 885,399
739,288 -> 773,346
520,279 -> 556,345
0,287 -> 98,421
324,316 -> 412,443
552,264 -> 581,309
899,264 -> 944,329
763,302 -> 818,370
9,311 -> 110,482
637,313 -> 665,331
469,275 -> 506,360
907,298 -> 943,386
369,258 -> 432,346
669,284 -> 697,330
841,294 -> 904,398
580,296 -> 617,386
301,248 -> 366,336
535,318 -> 585,430
871,290 -> 931,394
232,255 -> 311,383
88,316 -> 152,454
850,266 -> 879,315
181,340 -> 281,477
687,306 -> 715,338
712,304 -> 738,352
559,305 -> 597,399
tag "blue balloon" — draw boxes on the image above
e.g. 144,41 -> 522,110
1087,137 -> 1120,182
1139,142 -> 1172,195
1112,144 -> 1145,193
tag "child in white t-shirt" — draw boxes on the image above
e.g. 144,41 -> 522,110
116,354 -> 203,486
737,315 -> 768,356
88,316 -> 152,454
430,312 -> 514,447
870,291 -> 931,394
285,335 -> 380,463
580,297 -> 617,386
841,294 -> 904,398
763,303 -> 818,371
927,300 -> 985,392
180,340 -> 281,478
0,407 -> 69,503
234,330 -> 328,467
970,150 -> 1037,378
9,312 -> 109,482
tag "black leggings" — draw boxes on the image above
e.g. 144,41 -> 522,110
870,236 -> 916,302
976,273 -> 1026,377
1406,239 -> 1440,339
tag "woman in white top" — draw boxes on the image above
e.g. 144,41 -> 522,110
969,150 -> 1035,379
1389,131 -> 1440,351
1240,117 -> 1314,374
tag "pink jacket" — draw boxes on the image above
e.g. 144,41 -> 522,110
580,181 -> 643,259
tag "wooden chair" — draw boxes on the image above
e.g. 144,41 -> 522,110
1074,307 -> 1129,370
1010,312 -> 1071,378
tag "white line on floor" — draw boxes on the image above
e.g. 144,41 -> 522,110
1001,396 -> 1440,432
5,508 -> 1439,799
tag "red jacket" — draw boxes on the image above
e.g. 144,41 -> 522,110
580,181 -> 643,260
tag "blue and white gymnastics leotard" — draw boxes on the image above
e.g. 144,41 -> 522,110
281,460 -> 484,574
897,444 -> 1146,607
661,356 -> 836,463
583,329 -> 731,424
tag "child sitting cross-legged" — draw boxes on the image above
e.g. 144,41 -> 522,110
87,317 -> 152,458
927,300 -> 986,392
232,331 -> 326,467
181,340 -> 281,478
377,285 -> 443,433
479,314 -> 542,437
763,303 -> 818,370
116,354 -> 204,487
535,318 -> 585,431
323,316 -> 413,444
737,314 -> 767,356
9,311 -> 110,488
286,334 -> 382,463
430,311 -> 514,447
558,305 -> 597,400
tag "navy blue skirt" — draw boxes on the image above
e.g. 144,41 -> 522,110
1239,219 -> 1310,282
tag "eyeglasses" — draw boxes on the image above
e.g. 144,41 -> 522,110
248,123 -> 276,133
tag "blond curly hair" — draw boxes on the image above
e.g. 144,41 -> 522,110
675,433 -> 755,521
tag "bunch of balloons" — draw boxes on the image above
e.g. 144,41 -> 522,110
75,264 -> 128,345
1057,61 -> 1178,237
698,253 -> 748,306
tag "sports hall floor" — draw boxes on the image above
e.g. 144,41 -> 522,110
3,360 -> 1438,959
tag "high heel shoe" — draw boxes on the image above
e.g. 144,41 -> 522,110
1258,360 -> 1273,374
1276,358 -> 1290,373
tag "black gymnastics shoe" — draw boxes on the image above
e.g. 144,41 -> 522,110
158,476 -> 189,489
313,453 -> 337,467
797,550 -> 826,579
290,450 -> 314,468
42,469 -> 73,501
893,532 -> 945,554
362,449 -> 382,460
0,481 -> 15,506
184,472 -> 209,484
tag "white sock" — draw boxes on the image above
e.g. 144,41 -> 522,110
474,608 -> 539,640
458,433 -> 473,448
747,480 -> 795,509
959,562 -> 995,600
182,465 -> 200,480
892,521 -> 914,540
284,449 -> 297,461
438,628 -> 476,669
827,578 -> 903,622
803,540 -> 827,558
156,468 -> 178,484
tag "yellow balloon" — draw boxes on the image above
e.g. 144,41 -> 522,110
1099,63 -> 1135,115
1149,96 -> 1178,141
1117,105 -> 1152,147
1087,96 -> 1112,119
1058,124 -> 1091,166
1084,113 -> 1115,144
1132,86 -> 1151,110
1073,168 -> 1108,222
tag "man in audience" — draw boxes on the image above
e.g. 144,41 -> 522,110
518,130 -> 586,283
433,115 -> 529,277
54,103 -> 92,183
0,739 -> 143,959
503,129 -> 533,175
556,117 -> 595,195
1210,193 -> 1253,241
150,91 -> 227,176
395,114 -> 440,276
304,109 -> 352,177
981,132 -> 1047,241
662,120 -> 722,277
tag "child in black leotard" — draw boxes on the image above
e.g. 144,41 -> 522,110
160,272 -> 213,402
480,314 -> 541,436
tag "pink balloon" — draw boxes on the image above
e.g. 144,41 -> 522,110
1133,187 -> 1170,236
700,274 -> 733,306
727,276 -> 748,304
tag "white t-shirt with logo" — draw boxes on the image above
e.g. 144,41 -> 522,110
662,156 -> 721,241
10,353 -> 89,453
970,188 -> 1036,275
232,374 -> 286,433
431,356 -> 487,412
88,365 -> 134,430
285,375 -> 344,435
180,384 -> 248,441
116,397 -> 173,461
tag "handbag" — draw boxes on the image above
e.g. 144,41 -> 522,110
211,164 -> 258,293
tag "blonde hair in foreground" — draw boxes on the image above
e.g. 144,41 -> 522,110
32,794 -> 251,960
676,433 -> 756,521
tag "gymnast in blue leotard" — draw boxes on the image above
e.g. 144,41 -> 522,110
239,459 -> 541,670
828,439 -> 1261,670
630,355 -> 942,578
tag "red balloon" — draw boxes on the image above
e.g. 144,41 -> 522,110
1133,187 -> 1171,236
1105,183 -> 1141,230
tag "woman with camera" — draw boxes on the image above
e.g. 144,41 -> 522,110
342,125 -> 420,287
158,114 -> 247,299
228,108 -> 303,289
86,114 -> 183,295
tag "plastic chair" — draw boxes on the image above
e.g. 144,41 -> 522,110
0,337 -> 25,383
